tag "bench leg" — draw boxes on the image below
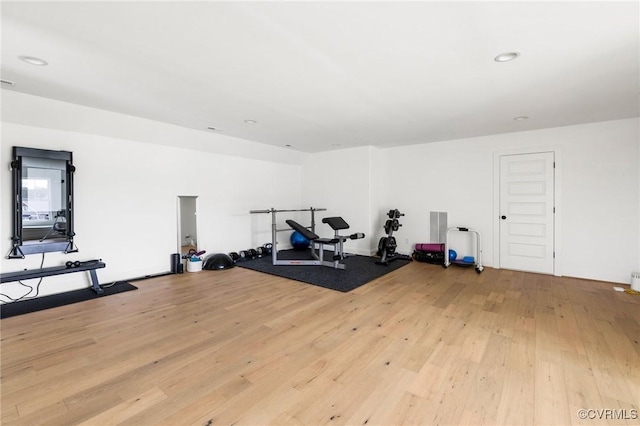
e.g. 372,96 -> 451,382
89,269 -> 104,295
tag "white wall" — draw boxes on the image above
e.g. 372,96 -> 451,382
382,118 -> 638,284
262,117 -> 638,286
300,146 -> 375,255
1,93 -> 305,300
557,120 -> 638,283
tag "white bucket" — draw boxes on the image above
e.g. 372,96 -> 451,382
631,272 -> 640,292
187,259 -> 202,273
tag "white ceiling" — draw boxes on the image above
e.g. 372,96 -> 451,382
2,1 -> 638,153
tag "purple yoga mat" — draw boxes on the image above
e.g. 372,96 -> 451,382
414,243 -> 445,253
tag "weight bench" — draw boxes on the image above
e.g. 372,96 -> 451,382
1,260 -> 106,295
285,217 -> 364,270
318,217 -> 365,261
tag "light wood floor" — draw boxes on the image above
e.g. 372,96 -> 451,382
1,262 -> 639,425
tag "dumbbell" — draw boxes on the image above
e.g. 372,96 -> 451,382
65,259 -> 101,269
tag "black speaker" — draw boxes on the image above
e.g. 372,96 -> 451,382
170,253 -> 183,274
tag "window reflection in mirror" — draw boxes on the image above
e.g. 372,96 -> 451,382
178,196 -> 198,255
21,156 -> 68,243
8,147 -> 76,258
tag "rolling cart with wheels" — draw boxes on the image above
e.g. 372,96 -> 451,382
444,227 -> 484,273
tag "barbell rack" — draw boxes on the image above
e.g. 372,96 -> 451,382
249,207 -> 327,265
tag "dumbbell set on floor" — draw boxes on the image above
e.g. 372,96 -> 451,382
229,243 -> 272,263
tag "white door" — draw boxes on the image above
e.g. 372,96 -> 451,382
499,152 -> 555,274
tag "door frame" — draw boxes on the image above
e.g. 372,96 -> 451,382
493,146 -> 562,277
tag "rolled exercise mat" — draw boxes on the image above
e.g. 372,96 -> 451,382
414,243 -> 445,253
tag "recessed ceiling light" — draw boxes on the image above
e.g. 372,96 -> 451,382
207,126 -> 222,131
513,116 -> 529,121
244,120 -> 257,124
494,52 -> 520,63
18,55 -> 48,66
285,144 -> 292,147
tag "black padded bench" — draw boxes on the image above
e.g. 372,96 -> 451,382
316,217 -> 363,247
1,261 -> 106,295
285,218 -> 364,269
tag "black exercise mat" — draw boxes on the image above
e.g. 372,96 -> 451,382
237,249 -> 411,292
0,281 -> 137,319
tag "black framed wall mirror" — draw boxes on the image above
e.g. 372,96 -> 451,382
8,147 -> 77,258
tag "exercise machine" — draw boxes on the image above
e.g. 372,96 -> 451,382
249,207 -> 364,269
1,260 -> 106,295
318,217 -> 365,262
443,227 -> 484,273
376,209 -> 412,265
250,207 -> 325,266
39,210 -> 67,242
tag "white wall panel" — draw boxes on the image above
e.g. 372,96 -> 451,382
1,120 -> 302,299
378,118 -> 639,283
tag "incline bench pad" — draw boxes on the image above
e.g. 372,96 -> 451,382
322,217 -> 350,230
286,220 -> 319,241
